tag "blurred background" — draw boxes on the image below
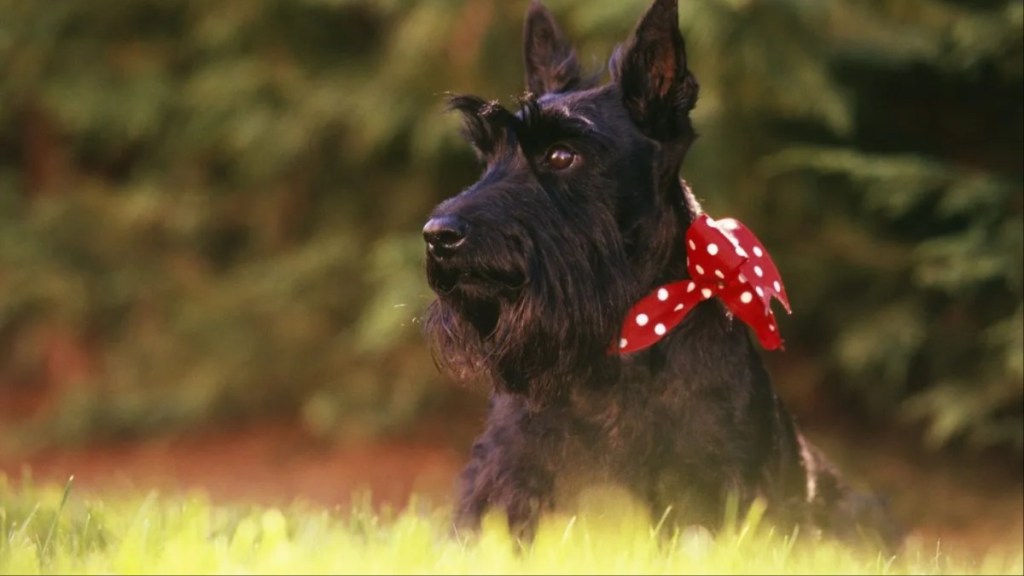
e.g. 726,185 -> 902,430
0,0 -> 1021,553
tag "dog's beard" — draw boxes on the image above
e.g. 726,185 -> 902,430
424,235 -> 636,408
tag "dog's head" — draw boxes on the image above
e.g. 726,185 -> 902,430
423,0 -> 700,405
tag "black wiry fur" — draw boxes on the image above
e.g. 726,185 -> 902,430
423,0 -> 901,549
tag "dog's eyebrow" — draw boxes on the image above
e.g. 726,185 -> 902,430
446,93 -> 518,156
546,105 -> 596,131
564,109 -> 595,128
514,95 -> 599,142
447,92 -> 600,160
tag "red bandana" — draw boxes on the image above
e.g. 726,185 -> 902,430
616,213 -> 791,354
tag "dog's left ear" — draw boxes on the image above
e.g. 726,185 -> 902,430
523,1 -> 581,96
612,0 -> 699,144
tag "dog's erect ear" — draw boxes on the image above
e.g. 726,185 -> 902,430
613,0 -> 698,142
523,1 -> 581,96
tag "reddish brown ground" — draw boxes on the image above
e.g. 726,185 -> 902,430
1,389 -> 1021,560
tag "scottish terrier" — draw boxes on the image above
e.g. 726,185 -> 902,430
422,0 -> 900,548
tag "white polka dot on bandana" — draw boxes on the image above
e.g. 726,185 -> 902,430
687,282 -> 696,293
674,303 -> 684,311
701,288 -> 713,299
753,246 -> 763,257
740,291 -> 753,304
736,246 -> 747,257
707,243 -> 718,256
654,323 -> 666,336
695,264 -> 704,275
619,338 -> 628,349
688,239 -> 696,251
714,269 -> 725,279
754,265 -> 763,277
773,280 -> 781,292
636,313 -> 649,326
657,288 -> 669,301
769,325 -> 776,332
756,286 -> 764,297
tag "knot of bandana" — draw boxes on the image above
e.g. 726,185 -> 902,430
616,214 -> 791,354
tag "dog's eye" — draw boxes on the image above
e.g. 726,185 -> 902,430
543,145 -> 577,171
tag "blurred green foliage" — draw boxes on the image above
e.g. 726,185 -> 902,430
0,0 -> 1020,453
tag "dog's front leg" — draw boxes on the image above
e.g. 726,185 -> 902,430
453,400 -> 558,542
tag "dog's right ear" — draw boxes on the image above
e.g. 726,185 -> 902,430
612,0 -> 699,144
523,1 -> 581,96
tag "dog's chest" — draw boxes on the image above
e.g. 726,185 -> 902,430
556,383 -> 689,472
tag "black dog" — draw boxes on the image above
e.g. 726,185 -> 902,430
423,0 -> 899,548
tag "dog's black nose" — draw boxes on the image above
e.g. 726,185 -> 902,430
423,216 -> 468,257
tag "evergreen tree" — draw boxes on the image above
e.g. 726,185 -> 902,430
0,0 -> 1019,453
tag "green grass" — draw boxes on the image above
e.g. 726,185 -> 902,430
1,475 -> 1021,575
